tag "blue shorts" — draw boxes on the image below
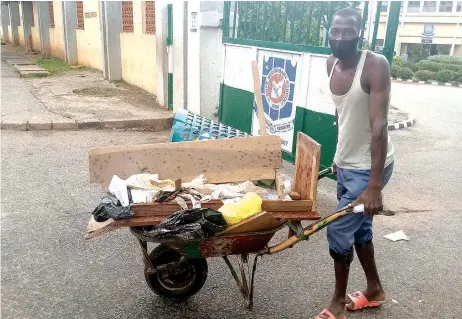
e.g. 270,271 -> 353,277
327,162 -> 394,258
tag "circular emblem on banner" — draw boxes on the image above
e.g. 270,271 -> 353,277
264,67 -> 290,110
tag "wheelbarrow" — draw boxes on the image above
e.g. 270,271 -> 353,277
86,132 -> 358,309
128,167 -> 364,309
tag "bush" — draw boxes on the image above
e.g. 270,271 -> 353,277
391,65 -> 401,78
397,67 -> 414,80
414,70 -> 436,81
403,62 -> 418,72
436,70 -> 455,83
428,55 -> 462,66
393,56 -> 404,67
415,60 -> 440,72
416,60 -> 462,73
457,72 -> 462,83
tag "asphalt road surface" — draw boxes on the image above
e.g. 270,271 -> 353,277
2,82 -> 462,319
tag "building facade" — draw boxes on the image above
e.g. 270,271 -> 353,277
373,0 -> 462,61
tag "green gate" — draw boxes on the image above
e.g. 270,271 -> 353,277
219,1 -> 400,168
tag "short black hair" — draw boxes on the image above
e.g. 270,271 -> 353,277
332,7 -> 362,30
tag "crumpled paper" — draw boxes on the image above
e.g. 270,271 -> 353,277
383,230 -> 410,242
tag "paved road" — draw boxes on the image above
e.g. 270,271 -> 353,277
2,82 -> 462,319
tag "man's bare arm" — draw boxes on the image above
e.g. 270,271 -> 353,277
368,55 -> 390,189
353,54 -> 390,214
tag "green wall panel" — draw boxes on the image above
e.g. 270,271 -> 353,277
219,83 -> 253,133
293,106 -> 337,170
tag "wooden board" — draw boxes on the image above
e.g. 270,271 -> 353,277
293,133 -> 321,210
252,60 -> 268,136
89,135 -> 282,186
131,199 -> 313,217
85,211 -> 321,240
217,211 -> 281,235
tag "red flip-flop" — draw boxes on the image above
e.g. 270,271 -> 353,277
346,291 -> 383,311
314,308 -> 346,319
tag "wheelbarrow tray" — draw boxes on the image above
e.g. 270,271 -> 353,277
130,227 -> 277,259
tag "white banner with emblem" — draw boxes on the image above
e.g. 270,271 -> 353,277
252,50 -> 303,153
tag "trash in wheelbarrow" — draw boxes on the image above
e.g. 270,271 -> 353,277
136,208 -> 227,241
92,192 -> 134,222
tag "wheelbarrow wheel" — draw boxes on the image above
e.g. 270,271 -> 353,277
145,244 -> 208,300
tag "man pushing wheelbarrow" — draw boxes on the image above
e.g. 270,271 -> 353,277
314,7 -> 395,319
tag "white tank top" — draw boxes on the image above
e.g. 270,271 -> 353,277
329,50 -> 394,170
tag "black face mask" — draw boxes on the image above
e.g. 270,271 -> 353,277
329,38 -> 360,60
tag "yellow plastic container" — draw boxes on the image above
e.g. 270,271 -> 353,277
218,193 -> 262,225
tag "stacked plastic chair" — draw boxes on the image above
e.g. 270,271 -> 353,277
169,109 -> 249,142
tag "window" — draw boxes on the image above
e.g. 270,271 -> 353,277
439,1 -> 454,11
76,1 -> 84,30
374,39 -> 384,51
407,1 -> 421,12
122,1 -> 133,33
144,1 -> 156,34
380,1 -> 389,12
48,1 -> 55,28
457,1 -> 462,11
423,1 -> 436,12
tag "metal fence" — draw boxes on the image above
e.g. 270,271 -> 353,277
222,1 -> 389,55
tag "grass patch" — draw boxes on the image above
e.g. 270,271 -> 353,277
34,57 -> 71,74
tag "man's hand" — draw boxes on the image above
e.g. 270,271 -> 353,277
332,163 -> 338,175
352,186 -> 383,216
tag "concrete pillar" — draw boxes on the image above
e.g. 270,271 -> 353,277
187,1 -> 200,114
9,1 -> 20,45
36,1 -> 51,57
62,1 -> 78,65
172,1 -> 187,111
155,0 -> 168,107
1,2 -> 10,43
100,1 -> 122,81
21,1 -> 33,52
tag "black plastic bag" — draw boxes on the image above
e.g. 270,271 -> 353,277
92,193 -> 134,222
135,208 -> 227,241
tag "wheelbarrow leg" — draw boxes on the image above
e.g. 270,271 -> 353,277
136,239 -> 156,274
222,254 -> 259,310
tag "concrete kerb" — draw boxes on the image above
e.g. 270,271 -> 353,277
1,117 -> 173,131
392,77 -> 462,88
388,118 -> 416,131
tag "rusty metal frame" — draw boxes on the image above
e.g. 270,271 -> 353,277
222,254 -> 259,310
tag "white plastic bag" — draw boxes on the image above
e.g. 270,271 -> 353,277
108,175 -> 129,207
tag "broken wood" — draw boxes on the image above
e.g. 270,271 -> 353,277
131,199 -> 313,217
89,135 -> 282,186
252,60 -> 268,136
293,132 -> 321,210
217,211 -> 281,235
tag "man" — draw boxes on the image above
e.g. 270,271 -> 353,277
315,7 -> 395,319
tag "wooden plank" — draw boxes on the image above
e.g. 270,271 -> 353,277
89,135 -> 282,186
252,60 -> 268,136
275,169 -> 285,200
217,211 -> 281,235
293,133 -> 321,210
131,199 -> 313,217
85,210 -> 321,240
261,200 -> 313,212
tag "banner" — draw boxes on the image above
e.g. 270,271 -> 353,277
252,50 -> 301,153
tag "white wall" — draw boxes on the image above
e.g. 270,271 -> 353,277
198,2 -> 225,119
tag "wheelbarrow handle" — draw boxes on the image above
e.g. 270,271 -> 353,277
263,204 -> 365,255
318,167 -> 333,180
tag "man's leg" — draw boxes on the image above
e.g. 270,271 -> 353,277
347,162 -> 394,307
353,240 -> 385,302
326,211 -> 365,317
324,167 -> 371,317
